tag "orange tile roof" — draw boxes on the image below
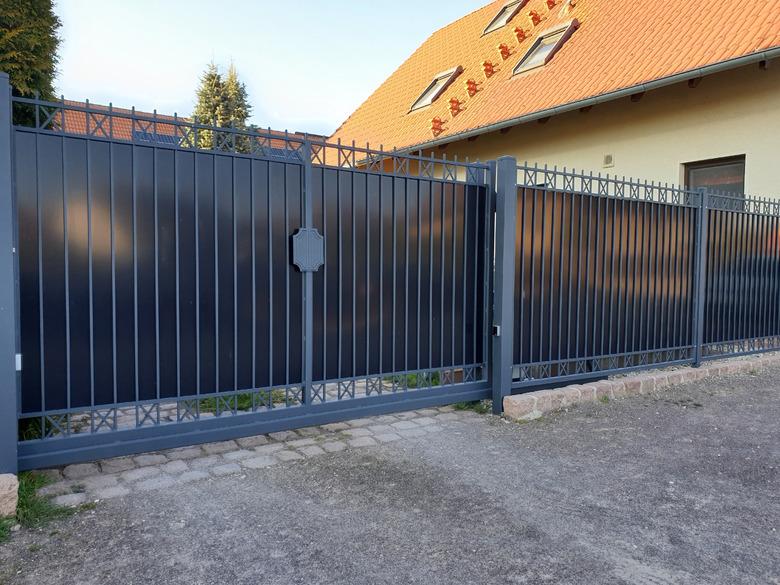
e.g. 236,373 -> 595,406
331,0 -> 780,151
53,100 -> 320,150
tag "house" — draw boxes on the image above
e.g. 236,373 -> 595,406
330,0 -> 780,197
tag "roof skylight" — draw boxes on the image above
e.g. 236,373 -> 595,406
513,20 -> 579,75
483,0 -> 526,35
409,67 -> 462,112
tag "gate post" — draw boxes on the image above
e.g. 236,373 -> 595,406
0,72 -> 19,476
692,187 -> 709,367
490,156 -> 518,414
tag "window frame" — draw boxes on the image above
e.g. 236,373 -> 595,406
684,155 -> 746,197
409,66 -> 463,113
482,0 -> 527,36
512,20 -> 580,75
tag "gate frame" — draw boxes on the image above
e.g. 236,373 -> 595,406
0,73 -> 20,475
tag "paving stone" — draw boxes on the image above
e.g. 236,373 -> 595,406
375,433 -> 402,443
348,436 -> 377,448
296,427 -> 322,437
424,425 -> 444,433
287,438 -> 316,448
344,428 -> 373,437
121,466 -> 162,483
413,417 -> 437,426
176,471 -> 209,484
82,474 -> 119,490
202,440 -> 239,455
242,456 -> 278,469
211,463 -> 242,476
437,405 -> 456,412
161,460 -> 189,474
321,441 -> 347,453
137,475 -> 177,491
222,449 -> 256,461
53,493 -> 87,507
165,447 -> 205,460
254,444 -> 285,455
435,412 -> 460,422
93,485 -> 130,500
38,481 -> 74,497
236,435 -> 269,449
134,454 -> 168,467
372,415 -> 398,424
414,409 -> 439,417
62,463 -> 100,480
275,450 -> 304,462
397,428 -> 427,438
99,457 -> 137,474
391,420 -> 419,430
299,445 -> 326,457
347,418 -> 374,428
394,412 -> 419,420
189,456 -> 224,469
269,430 -> 299,442
321,422 -> 350,432
367,424 -> 394,434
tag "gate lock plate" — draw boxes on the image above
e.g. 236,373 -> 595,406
292,228 -> 325,272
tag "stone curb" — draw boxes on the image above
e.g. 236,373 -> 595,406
503,353 -> 779,422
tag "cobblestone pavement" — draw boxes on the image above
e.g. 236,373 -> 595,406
1,368 -> 779,585
35,406 -> 462,506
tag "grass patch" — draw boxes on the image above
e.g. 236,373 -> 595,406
199,390 -> 288,413
0,472 -> 78,543
599,395 -> 610,404
453,400 -> 492,414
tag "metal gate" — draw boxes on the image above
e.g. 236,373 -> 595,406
4,88 -> 493,470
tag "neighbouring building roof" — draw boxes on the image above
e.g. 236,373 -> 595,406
330,0 -> 780,151
50,100 -> 322,151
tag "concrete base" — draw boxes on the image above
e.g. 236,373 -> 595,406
504,353 -> 780,421
0,473 -> 18,517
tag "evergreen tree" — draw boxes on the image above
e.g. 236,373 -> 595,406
192,62 -> 252,151
0,0 -> 61,99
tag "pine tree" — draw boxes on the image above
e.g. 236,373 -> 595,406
191,62 -> 252,151
0,0 -> 61,98
192,62 -> 226,148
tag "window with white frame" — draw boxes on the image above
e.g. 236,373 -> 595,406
409,67 -> 462,112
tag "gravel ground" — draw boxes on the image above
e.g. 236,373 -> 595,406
1,367 -> 778,585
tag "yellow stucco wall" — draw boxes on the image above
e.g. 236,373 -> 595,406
429,63 -> 780,197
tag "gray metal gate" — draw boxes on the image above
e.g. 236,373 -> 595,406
2,76 -> 779,474
2,84 -> 493,470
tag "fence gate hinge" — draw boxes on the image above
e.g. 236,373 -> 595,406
292,228 -> 325,272
15,353 -> 21,372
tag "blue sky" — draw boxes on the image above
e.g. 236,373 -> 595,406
54,0 -> 481,135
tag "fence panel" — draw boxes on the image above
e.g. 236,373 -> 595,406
703,194 -> 780,358
510,166 -> 700,389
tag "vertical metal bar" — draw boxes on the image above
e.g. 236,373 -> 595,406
153,149 -> 160,404
232,157 -> 237,394
250,161 -> 256,391
0,73 -> 20,473
338,171 -> 343,381
267,159 -> 273,403
87,141 -> 95,428
490,156 -> 517,415
450,180 -> 456,371
175,151 -> 181,402
194,154 -> 200,399
302,141 -> 313,404
61,136 -> 71,430
692,189 -> 709,365
213,155 -> 219,395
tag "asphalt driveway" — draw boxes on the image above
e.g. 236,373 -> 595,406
1,365 -> 778,585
